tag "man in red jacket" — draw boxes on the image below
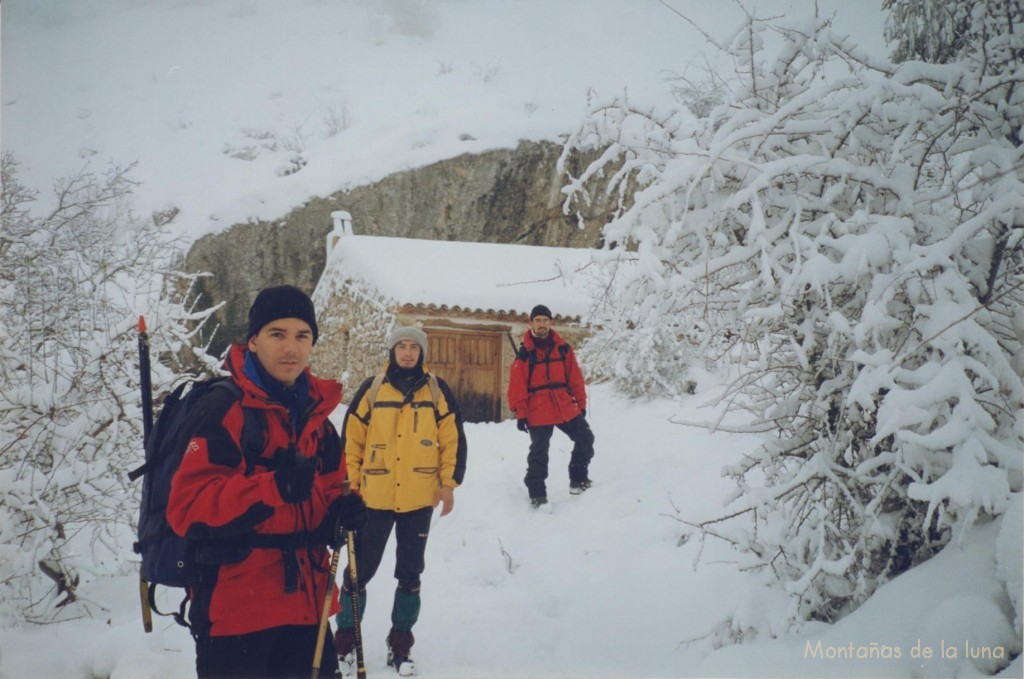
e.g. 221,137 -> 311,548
168,285 -> 367,679
507,304 -> 595,508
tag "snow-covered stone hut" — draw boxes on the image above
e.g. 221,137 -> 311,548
312,211 -> 598,422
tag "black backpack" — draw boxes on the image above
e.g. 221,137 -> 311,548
128,377 -> 263,626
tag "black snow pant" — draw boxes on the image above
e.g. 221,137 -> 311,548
195,624 -> 338,679
340,506 -> 433,633
524,413 -> 595,498
343,506 -> 433,591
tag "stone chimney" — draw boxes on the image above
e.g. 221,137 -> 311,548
328,210 -> 353,253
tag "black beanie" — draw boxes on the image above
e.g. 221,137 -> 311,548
247,285 -> 319,344
530,304 -> 553,320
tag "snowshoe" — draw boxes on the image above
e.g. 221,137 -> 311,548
335,628 -> 357,676
387,628 -> 417,676
339,650 -> 357,677
530,496 -> 548,508
387,650 -> 417,676
569,479 -> 592,495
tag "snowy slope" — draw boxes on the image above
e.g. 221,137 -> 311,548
2,0 -> 886,241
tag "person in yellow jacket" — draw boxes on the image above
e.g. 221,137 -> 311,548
334,325 -> 467,676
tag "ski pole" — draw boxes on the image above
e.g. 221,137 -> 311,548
347,530 -> 368,679
311,519 -> 344,679
137,316 -> 155,633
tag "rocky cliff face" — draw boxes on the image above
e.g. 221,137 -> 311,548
186,139 -> 612,356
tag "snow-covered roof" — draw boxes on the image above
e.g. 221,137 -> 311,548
315,216 -> 598,320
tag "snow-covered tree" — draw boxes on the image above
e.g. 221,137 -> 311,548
0,153 -> 220,624
562,6 -> 1023,639
885,1 -> 1022,65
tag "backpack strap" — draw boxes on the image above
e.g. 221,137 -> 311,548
127,381 -> 192,482
418,373 -> 442,422
524,343 -> 571,393
148,579 -> 190,628
516,343 -> 532,364
365,372 -> 387,415
517,342 -> 538,395
240,407 -> 267,476
364,372 -> 442,420
427,374 -> 441,411
208,380 -> 266,475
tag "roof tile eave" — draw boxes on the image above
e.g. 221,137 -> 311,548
396,301 -> 583,325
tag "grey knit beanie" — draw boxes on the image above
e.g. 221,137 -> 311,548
387,325 -> 428,358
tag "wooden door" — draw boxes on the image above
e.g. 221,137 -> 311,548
427,330 -> 502,423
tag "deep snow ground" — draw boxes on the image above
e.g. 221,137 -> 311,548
0,381 -> 1019,679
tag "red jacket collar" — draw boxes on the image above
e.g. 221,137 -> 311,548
223,343 -> 342,412
522,329 -> 566,352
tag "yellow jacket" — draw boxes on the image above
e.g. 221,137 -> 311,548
343,372 -> 467,512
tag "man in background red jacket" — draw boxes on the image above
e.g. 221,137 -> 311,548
507,304 -> 595,508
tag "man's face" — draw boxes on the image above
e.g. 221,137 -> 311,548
393,339 -> 421,369
247,318 -> 314,387
529,315 -> 552,339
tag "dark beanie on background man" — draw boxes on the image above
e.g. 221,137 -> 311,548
247,285 -> 320,344
530,304 -> 552,320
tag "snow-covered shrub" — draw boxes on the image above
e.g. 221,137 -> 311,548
578,247 -> 712,397
561,7 -> 1023,636
0,153 -> 219,624
996,494 -> 1023,637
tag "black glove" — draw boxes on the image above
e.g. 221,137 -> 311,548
517,418 -> 529,433
315,494 -> 367,549
314,506 -> 345,549
333,491 -> 366,532
274,451 -> 316,503
332,492 -> 368,532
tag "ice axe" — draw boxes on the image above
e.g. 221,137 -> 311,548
136,316 -> 155,633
